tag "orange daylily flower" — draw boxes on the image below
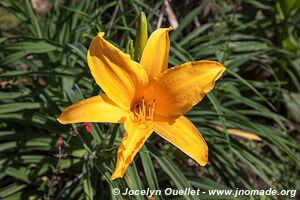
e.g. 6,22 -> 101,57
58,27 -> 226,180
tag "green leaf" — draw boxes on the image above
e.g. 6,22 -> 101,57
0,103 -> 41,114
139,146 -> 162,200
83,163 -> 94,200
147,144 -> 200,200
171,0 -> 209,41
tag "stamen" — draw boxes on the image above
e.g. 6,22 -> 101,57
146,105 -> 151,120
142,97 -> 146,121
131,98 -> 156,124
151,99 -> 156,120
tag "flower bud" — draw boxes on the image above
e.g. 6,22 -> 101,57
126,39 -> 134,59
134,12 -> 148,62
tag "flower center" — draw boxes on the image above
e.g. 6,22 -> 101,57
131,97 -> 155,124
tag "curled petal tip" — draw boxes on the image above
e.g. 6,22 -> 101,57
57,117 -> 62,124
199,157 -> 208,166
98,32 -> 105,38
220,63 -> 226,70
110,171 -> 124,180
196,149 -> 208,166
57,116 -> 66,125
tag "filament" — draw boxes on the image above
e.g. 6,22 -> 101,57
131,97 -> 155,124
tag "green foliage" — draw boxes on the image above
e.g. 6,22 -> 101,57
0,0 -> 299,199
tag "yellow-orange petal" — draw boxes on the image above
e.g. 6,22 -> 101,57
57,94 -> 126,124
87,32 -> 148,110
140,27 -> 172,79
111,120 -> 154,180
213,125 -> 262,141
154,115 -> 208,166
152,60 -> 226,116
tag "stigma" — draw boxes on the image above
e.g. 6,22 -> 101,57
131,97 -> 155,124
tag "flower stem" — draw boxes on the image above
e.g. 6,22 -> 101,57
108,124 -> 120,148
